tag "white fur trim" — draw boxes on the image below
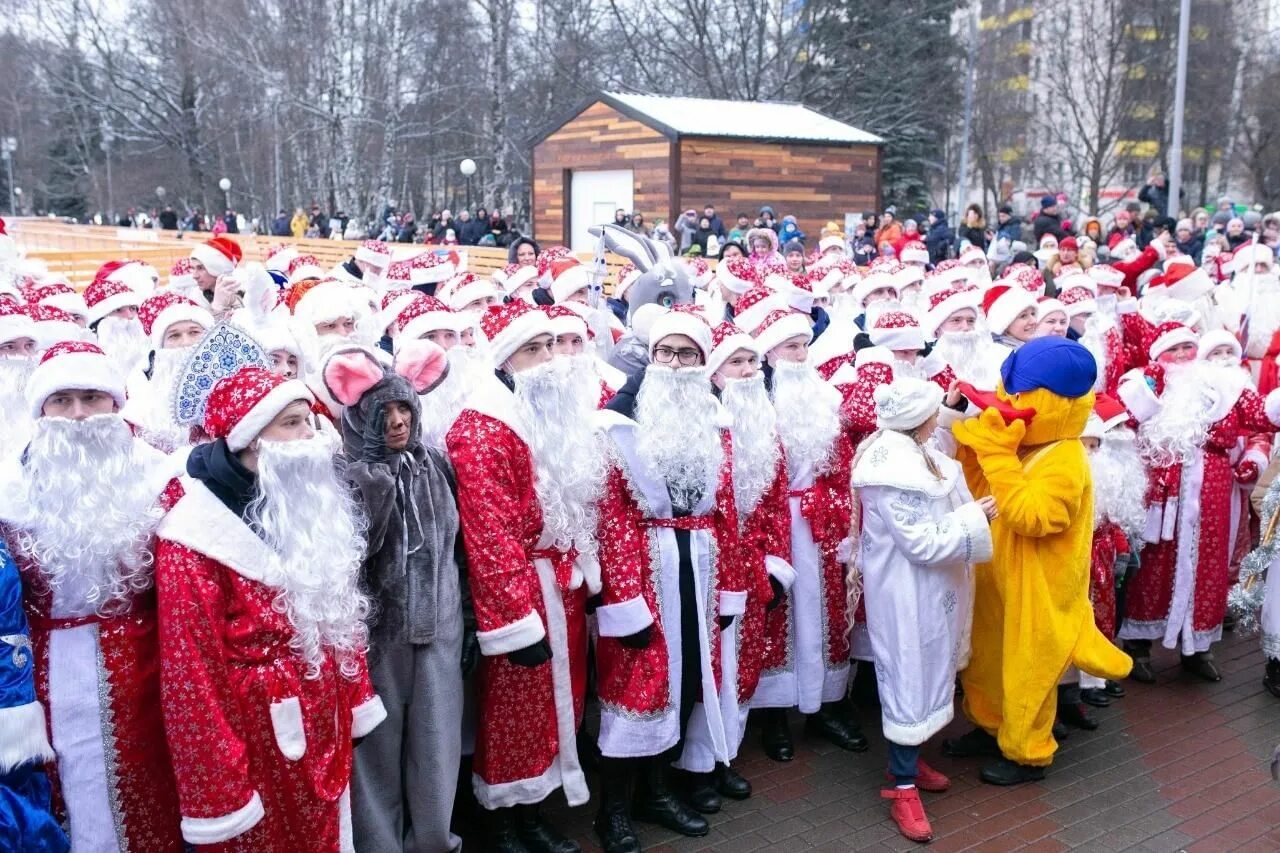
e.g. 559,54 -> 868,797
448,279 -> 499,312
763,555 -> 796,590
1117,374 -> 1160,424
595,596 -> 654,638
351,695 -> 387,738
1148,326 -> 1198,361
706,331 -> 756,377
190,244 -> 236,278
180,791 -> 265,845
1168,268 -> 1214,302
87,289 -> 141,326
0,313 -> 35,345
354,243 -> 390,267
753,311 -> 813,357
1197,329 -> 1242,362
0,700 -> 54,774
985,287 -> 1037,335
397,311 -> 458,347
41,291 -> 89,318
1063,297 -> 1098,318
926,290 -> 981,337
158,477 -> 277,582
500,265 -> 539,296
1150,238 -> 1167,261
149,302 -> 213,349
852,272 -> 897,307
718,590 -> 748,617
26,350 -> 126,418
734,294 -> 787,334
650,311 -> 714,361
489,309 -> 554,370
265,247 -> 299,275
550,264 -> 592,304
900,246 -> 930,265
476,609 -> 546,656
882,700 -> 954,748
269,696 -> 307,760
827,362 -> 857,385
1266,388 -> 1280,427
225,379 -> 314,452
715,263 -> 754,296
294,281 -> 358,326
868,324 -> 924,352
855,345 -> 894,368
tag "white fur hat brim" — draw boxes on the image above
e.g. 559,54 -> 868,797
753,311 -> 814,358
706,330 -> 757,378
551,264 -> 593,304
191,244 -> 236,278
649,312 -> 714,362
0,313 -> 36,346
226,379 -> 315,452
985,287 -> 1037,335
27,350 -> 127,418
1148,326 -> 1199,361
869,324 -> 925,352
489,308 -> 555,369
398,311 -> 461,349
149,303 -> 214,350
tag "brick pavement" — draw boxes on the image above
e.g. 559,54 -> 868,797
528,628 -> 1280,852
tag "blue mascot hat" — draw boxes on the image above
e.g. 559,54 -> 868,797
1000,337 -> 1097,398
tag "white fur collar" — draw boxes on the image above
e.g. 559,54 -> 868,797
462,373 -> 531,445
157,476 -> 276,584
850,429 -> 960,499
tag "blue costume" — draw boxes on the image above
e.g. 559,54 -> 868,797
0,541 -> 68,851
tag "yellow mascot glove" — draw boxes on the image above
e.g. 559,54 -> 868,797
951,407 -> 1027,458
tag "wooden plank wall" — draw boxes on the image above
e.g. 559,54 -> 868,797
532,101 -> 672,246
677,138 -> 881,244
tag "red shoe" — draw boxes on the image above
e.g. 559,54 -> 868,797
882,786 -> 933,843
882,759 -> 951,793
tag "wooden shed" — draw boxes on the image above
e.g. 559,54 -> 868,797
531,92 -> 884,252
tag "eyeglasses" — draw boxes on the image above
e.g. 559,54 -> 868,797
653,346 -> 703,366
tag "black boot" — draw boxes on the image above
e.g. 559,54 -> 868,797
1124,640 -> 1156,683
980,757 -> 1046,786
1104,679 -> 1126,698
1181,651 -> 1222,682
758,708 -> 794,762
804,702 -> 869,752
593,760 -> 641,853
1264,659 -> 1280,698
714,763 -> 752,800
632,760 -> 709,837
682,770 -> 721,814
1052,721 -> 1070,741
942,727 -> 1000,758
514,804 -> 580,853
486,807 -> 531,853
1079,687 -> 1112,707
1057,684 -> 1099,731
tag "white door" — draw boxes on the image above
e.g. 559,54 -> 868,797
569,169 -> 634,252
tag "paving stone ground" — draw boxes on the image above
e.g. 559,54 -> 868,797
523,628 -> 1280,851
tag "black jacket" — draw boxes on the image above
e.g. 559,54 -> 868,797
925,221 -> 954,264
1032,211 -> 1067,242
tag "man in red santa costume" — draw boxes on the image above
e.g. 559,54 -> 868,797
184,236 -> 244,315
121,290 -> 213,453
924,287 -> 997,388
391,295 -> 481,451
0,300 -> 37,461
1223,243 -> 1280,394
545,304 -> 626,408
85,273 -> 149,376
590,306 -> 747,850
153,366 -> 385,851
0,340 -> 185,851
1117,322 -> 1280,682
748,308 -> 865,760
445,301 -> 605,852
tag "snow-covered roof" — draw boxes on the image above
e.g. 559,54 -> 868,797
602,92 -> 883,145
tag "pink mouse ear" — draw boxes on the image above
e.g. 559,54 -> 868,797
394,338 -> 449,394
323,348 -> 385,406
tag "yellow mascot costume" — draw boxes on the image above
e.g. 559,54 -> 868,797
947,337 -> 1131,785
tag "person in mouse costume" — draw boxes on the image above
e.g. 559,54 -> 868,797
322,340 -> 469,853
945,337 -> 1132,785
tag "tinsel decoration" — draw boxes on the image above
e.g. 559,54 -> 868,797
1228,476 -> 1280,634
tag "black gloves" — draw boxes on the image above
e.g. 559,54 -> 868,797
619,626 -> 653,649
767,576 -> 786,611
507,638 -> 552,668
460,630 -> 479,677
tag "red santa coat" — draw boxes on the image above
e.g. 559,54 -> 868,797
153,478 -> 385,852
1089,521 -> 1128,639
593,409 -> 747,768
1,532 -> 186,852
1118,368 -> 1280,654
444,377 -> 590,810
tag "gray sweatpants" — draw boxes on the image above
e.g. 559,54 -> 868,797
353,618 -> 464,853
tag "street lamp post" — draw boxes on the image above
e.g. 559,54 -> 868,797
1,137 -> 16,216
101,124 -> 114,221
219,177 -> 232,213
12,187 -> 21,216
459,158 -> 476,211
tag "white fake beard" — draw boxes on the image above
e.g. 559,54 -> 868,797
635,364 -> 724,512
513,357 -> 607,553
771,358 -> 842,476
932,330 -> 989,385
317,332 -> 359,360
892,356 -> 928,381
1244,274 -> 1280,358
1078,313 -> 1115,389
14,414 -> 162,617
130,346 -> 192,451
1089,429 -> 1149,539
900,288 -> 927,316
720,373 -> 781,517
249,433 -> 370,679
0,357 -> 34,460
1138,361 -> 1222,467
565,352 -> 608,414
1095,293 -> 1119,318
864,298 -> 901,329
419,346 -> 478,451
95,315 -> 149,375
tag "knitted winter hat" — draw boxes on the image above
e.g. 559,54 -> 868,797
138,291 -> 213,349
706,320 -> 756,377
481,301 -> 554,368
27,340 -> 127,418
203,366 -> 314,452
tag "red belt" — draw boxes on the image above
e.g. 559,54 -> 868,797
787,489 -> 811,499
642,516 -> 714,531
530,546 -> 577,593
28,609 -> 142,631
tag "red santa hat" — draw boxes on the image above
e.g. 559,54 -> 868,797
1058,285 -> 1097,318
84,277 -> 143,326
537,246 -> 575,283
354,240 -> 392,269
481,301 -> 555,368
24,281 -> 89,320
752,308 -> 813,357
893,263 -> 925,291
899,240 -> 930,266
683,257 -> 713,289
168,257 -> 198,294
1146,265 -> 1214,302
549,259 -> 593,304
1110,237 -> 1138,261
1164,254 -> 1196,273
396,295 -> 459,348
1088,264 -> 1125,290
780,273 -> 815,313
869,310 -> 926,352
0,299 -> 35,346
733,285 -> 787,334
494,262 -> 537,297
925,286 -> 981,336
27,303 -> 85,350
203,366 -> 314,452
445,273 -> 499,311
706,320 -> 756,377
138,291 -> 213,349
812,265 -> 844,299
1231,242 -> 1275,275
544,304 -> 591,341
26,340 -> 127,418
264,244 -> 300,275
286,254 -> 326,285
1000,263 -> 1046,296
1148,321 -> 1199,361
982,284 -> 1037,334
1197,328 -> 1242,362
287,278 -> 360,326
851,270 -> 898,308
715,257 -> 758,296
1035,297 -> 1067,322
1083,393 -> 1130,439
411,252 -> 456,285
1055,271 -> 1097,296
379,288 -> 424,331
649,304 -> 713,361
958,245 -> 988,266
190,236 -> 242,278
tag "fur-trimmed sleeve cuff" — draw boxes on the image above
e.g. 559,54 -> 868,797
1116,297 -> 1139,315
351,695 -> 387,738
595,596 -> 654,637
0,700 -> 54,774
180,792 -> 265,845
718,590 -> 748,617
1118,374 -> 1160,423
476,610 -> 546,656
956,501 -> 994,565
764,555 -> 797,590
1266,388 -> 1280,427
